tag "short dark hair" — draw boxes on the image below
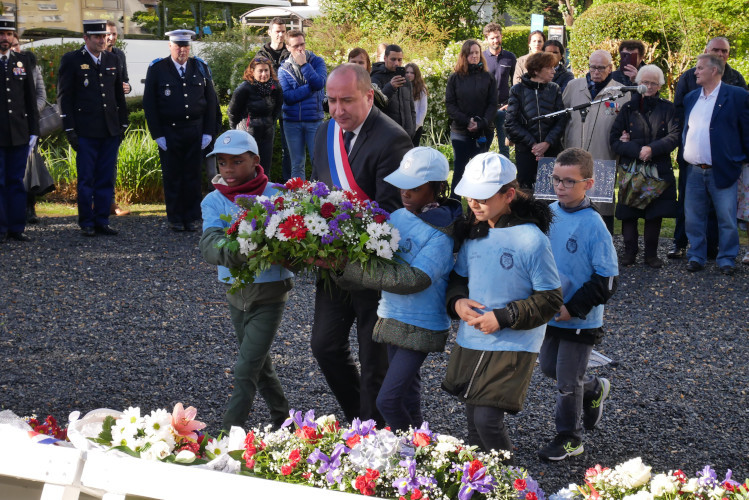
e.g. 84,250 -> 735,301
528,30 -> 546,44
384,44 -> 403,57
286,29 -> 304,41
619,40 -> 645,57
483,23 -> 502,36
556,148 -> 594,179
525,52 -> 558,78
269,17 -> 285,28
106,20 -> 116,28
543,40 -> 566,64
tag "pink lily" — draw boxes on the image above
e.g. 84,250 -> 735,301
171,403 -> 206,441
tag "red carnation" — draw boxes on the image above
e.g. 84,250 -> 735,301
526,492 -> 538,500
289,449 -> 301,467
468,460 -> 484,480
355,469 -> 379,496
374,214 -> 388,224
227,210 -> 247,235
285,177 -> 307,190
245,458 -> 256,469
412,432 -> 430,447
320,202 -> 336,219
279,215 -> 308,240
281,465 -> 293,475
274,197 -> 285,210
514,479 -> 527,491
346,434 -> 362,448
412,489 -> 423,500
295,425 -> 321,443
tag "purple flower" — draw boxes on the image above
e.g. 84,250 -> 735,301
307,443 -> 349,484
234,194 -> 257,203
722,469 -> 740,488
311,182 -> 330,198
336,213 -> 351,222
415,421 -> 434,439
453,461 -> 495,500
260,199 -> 276,215
281,409 -> 317,430
340,201 -> 354,211
250,219 -> 257,231
521,477 -> 545,500
342,417 -> 377,440
697,465 -> 718,488
321,234 -> 336,245
270,182 -> 286,190
393,459 -> 435,495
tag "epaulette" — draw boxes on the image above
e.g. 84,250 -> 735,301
149,57 -> 164,67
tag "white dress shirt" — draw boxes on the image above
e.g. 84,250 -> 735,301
683,81 -> 721,166
343,106 -> 373,152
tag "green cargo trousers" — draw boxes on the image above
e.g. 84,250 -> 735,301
221,300 -> 289,432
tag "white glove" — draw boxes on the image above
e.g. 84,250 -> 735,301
155,137 -> 167,151
29,135 -> 38,148
201,134 -> 212,150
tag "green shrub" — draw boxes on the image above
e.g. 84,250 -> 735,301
29,42 -> 82,101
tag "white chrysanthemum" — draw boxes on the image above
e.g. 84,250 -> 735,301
433,434 -> 460,454
304,214 -> 329,236
366,222 -> 388,239
265,214 -> 282,239
650,474 -> 678,496
375,240 -> 394,259
281,207 -> 298,218
143,409 -> 170,435
389,229 -> 401,251
615,457 -> 652,488
206,436 -> 230,457
238,219 -> 255,237
238,237 -> 258,256
120,407 -> 143,427
324,191 -> 346,204
111,424 -> 145,451
140,440 -> 172,461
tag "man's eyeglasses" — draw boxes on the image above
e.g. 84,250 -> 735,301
549,175 -> 590,188
588,65 -> 609,72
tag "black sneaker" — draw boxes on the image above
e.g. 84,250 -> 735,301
583,377 -> 610,430
538,435 -> 584,461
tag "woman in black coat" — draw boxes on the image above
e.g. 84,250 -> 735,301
543,40 -> 574,92
227,57 -> 283,171
610,65 -> 681,268
445,39 -> 498,197
505,52 -> 567,190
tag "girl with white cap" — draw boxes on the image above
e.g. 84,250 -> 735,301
442,152 -> 562,462
330,146 -> 463,431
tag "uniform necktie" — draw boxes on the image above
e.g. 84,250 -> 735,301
343,131 -> 355,154
180,66 -> 185,78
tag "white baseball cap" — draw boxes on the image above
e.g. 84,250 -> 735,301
384,147 -> 449,189
207,130 -> 259,157
454,152 -> 517,200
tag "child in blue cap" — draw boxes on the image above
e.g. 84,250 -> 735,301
199,129 -> 293,432
442,152 -> 562,463
331,146 -> 463,431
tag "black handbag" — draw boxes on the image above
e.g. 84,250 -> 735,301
39,101 -> 63,137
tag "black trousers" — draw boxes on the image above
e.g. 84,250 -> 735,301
310,279 -> 388,425
160,123 -> 204,224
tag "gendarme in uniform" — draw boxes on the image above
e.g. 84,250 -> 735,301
0,17 -> 39,242
57,19 -> 128,236
143,29 -> 218,232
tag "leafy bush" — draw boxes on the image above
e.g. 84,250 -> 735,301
29,42 -> 82,101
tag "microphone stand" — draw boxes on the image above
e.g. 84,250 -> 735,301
528,90 -> 625,124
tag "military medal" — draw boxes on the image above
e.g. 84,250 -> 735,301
84,78 -> 89,87
16,61 -> 22,67
165,88 -> 171,96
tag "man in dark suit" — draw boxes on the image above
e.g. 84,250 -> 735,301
0,17 -> 39,242
58,20 -> 128,237
310,63 -> 412,425
682,54 -> 749,275
143,30 -> 218,232
105,20 -> 131,217
669,37 -> 747,259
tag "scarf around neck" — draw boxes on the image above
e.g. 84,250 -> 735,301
213,165 -> 268,202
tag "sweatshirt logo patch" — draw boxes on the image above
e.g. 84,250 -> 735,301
566,237 -> 578,254
500,252 -> 514,270
401,238 -> 412,253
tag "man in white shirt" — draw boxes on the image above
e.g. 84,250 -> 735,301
682,54 -> 749,275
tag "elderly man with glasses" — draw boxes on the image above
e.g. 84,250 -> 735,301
561,49 -> 631,234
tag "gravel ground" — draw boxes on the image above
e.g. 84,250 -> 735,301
1,213 -> 747,494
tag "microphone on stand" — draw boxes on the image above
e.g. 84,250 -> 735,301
609,84 -> 648,94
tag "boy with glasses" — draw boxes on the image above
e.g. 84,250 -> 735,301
538,147 -> 619,461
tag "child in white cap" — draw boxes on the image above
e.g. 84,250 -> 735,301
442,152 -> 562,462
199,129 -> 293,433
331,146 -> 463,431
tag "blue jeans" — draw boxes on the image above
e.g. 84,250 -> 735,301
492,108 -> 510,157
685,165 -> 739,267
674,161 -> 718,250
376,344 -> 428,432
539,335 -> 599,441
76,135 -> 120,228
284,120 -> 322,180
450,132 -> 489,198
0,145 -> 30,234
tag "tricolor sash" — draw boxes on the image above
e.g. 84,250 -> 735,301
326,120 -> 371,202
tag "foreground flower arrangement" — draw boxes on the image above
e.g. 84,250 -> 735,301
218,179 -> 400,291
550,457 -> 749,500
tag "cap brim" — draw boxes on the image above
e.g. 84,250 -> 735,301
207,146 -> 258,157
454,179 -> 502,200
383,170 -> 431,190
